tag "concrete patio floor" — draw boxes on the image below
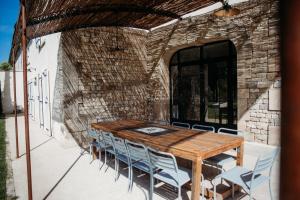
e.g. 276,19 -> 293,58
5,116 -> 280,200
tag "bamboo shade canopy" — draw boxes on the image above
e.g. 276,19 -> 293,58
10,0 -> 217,61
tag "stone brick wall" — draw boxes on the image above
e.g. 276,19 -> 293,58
58,28 -> 149,145
146,0 -> 280,144
56,0 -> 280,145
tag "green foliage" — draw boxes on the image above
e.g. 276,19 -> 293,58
0,62 -> 12,71
0,118 -> 6,199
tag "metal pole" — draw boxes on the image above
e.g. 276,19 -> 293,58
280,0 -> 300,199
21,0 -> 33,199
12,50 -> 20,158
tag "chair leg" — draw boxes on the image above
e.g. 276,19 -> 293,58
232,183 -> 235,198
201,174 -> 205,200
98,148 -> 101,169
178,187 -> 182,200
104,150 -> 107,168
89,144 -> 92,162
213,180 -> 217,200
269,179 -> 273,200
114,158 -> 118,181
130,166 -> 134,191
98,149 -> 102,169
128,164 -> 131,191
150,174 -> 154,200
99,148 -> 102,161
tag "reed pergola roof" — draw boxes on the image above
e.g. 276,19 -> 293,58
10,0 -> 217,61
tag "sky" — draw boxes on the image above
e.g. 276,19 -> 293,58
0,0 -> 19,63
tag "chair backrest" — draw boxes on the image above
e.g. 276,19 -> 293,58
102,131 -> 114,146
125,140 -> 150,164
217,127 -> 242,136
148,147 -> 178,173
87,129 -> 99,140
192,124 -> 215,132
113,137 -> 128,156
172,122 -> 190,129
251,148 -> 279,188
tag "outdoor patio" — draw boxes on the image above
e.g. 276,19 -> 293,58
2,0 -> 286,199
5,116 -> 280,200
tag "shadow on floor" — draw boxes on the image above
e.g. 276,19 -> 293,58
19,137 -> 54,158
101,153 -> 190,200
42,151 -> 84,200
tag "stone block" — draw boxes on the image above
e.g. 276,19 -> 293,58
238,89 -> 250,99
259,104 -> 268,110
269,88 -> 281,111
255,134 -> 268,144
268,125 -> 280,145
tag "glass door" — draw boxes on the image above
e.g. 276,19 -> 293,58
170,41 -> 237,129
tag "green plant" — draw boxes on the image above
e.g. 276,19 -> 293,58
0,62 -> 12,71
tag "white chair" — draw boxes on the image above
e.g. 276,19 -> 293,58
87,129 -> 102,162
148,147 -> 204,200
112,136 -> 131,188
205,127 -> 243,171
218,127 -> 243,135
192,124 -> 215,132
101,132 -> 116,169
125,140 -> 152,196
213,149 -> 279,200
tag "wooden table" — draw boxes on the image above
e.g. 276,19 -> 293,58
91,120 -> 244,200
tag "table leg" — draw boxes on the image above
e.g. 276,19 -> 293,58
236,141 -> 244,166
191,156 -> 202,200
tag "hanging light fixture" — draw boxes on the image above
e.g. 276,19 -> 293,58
214,0 -> 240,17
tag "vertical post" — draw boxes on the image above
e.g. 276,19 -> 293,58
280,0 -> 300,199
12,50 -> 20,158
21,1 -> 33,200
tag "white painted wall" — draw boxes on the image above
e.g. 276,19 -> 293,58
0,71 -> 14,113
1,33 -> 62,137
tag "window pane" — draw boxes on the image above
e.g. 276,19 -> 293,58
205,61 -> 228,124
203,42 -> 229,59
179,47 -> 200,62
180,65 -> 201,121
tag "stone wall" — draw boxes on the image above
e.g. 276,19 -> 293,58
59,27 -> 149,145
56,0 -> 280,145
146,0 -> 280,144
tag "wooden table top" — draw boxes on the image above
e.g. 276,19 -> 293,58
91,119 -> 244,161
